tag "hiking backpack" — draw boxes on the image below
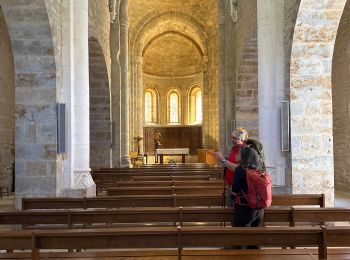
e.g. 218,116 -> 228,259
238,168 -> 272,209
246,139 -> 266,171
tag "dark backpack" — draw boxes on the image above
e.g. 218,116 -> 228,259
246,139 -> 266,171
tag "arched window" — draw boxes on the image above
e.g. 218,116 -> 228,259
195,90 -> 202,122
144,89 -> 158,124
188,86 -> 202,124
169,92 -> 179,123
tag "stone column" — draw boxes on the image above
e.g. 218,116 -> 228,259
257,0 -> 287,186
120,0 -> 131,167
217,13 -> 227,153
202,56 -> 210,147
290,0 -> 346,206
136,56 -> 144,154
110,10 -> 121,167
61,0 -> 95,196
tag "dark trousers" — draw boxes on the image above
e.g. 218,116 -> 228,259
233,203 -> 264,249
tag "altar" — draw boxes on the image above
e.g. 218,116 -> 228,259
156,148 -> 190,164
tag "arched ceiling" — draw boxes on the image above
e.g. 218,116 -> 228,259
143,33 -> 203,76
128,0 -> 218,32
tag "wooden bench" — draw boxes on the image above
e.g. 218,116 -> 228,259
1,248 -> 335,260
93,168 -> 223,175
22,195 -> 225,209
97,164 -> 217,171
92,171 -> 223,180
116,180 -> 224,187
106,185 -> 224,196
131,175 -> 214,181
0,225 -> 347,259
2,207 -> 350,228
21,194 -> 325,210
95,175 -> 217,193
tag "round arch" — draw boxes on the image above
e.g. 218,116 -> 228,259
166,87 -> 183,124
332,0 -> 350,194
133,11 -> 208,57
290,0 -> 347,206
143,31 -> 204,57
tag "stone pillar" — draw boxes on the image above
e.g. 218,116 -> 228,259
136,56 -> 144,154
61,0 -> 95,196
110,14 -> 121,167
217,13 -> 228,153
202,56 -> 210,147
120,0 -> 131,167
290,0 -> 346,206
257,0 -> 287,186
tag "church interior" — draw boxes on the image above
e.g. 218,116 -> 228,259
0,0 -> 350,259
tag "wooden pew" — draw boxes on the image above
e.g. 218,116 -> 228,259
0,248 -> 330,260
131,175 -> 214,181
116,180 -> 224,187
21,194 -> 325,210
0,226 -> 334,259
2,207 -> 349,228
139,163 -> 209,168
92,171 -> 223,180
106,186 -> 224,196
93,168 -> 224,175
271,194 -> 325,208
0,207 -> 289,228
22,195 -> 225,210
95,175 -> 216,193
97,164 -> 216,172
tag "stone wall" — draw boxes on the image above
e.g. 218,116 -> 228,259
235,0 -> 257,70
332,0 -> 350,192
89,38 -> 111,169
143,34 -> 203,76
236,37 -> 258,138
0,0 -> 58,203
88,0 -> 111,81
284,0 -> 300,98
0,6 -> 15,191
290,0 -> 347,206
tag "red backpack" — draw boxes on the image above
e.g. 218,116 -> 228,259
237,168 -> 272,209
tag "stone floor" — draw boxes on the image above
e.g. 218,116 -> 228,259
335,190 -> 350,207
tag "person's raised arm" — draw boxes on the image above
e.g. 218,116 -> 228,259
213,151 -> 238,171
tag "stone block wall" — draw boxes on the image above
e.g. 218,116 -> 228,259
236,37 -> 258,138
332,0 -> 350,192
88,0 -> 112,169
0,0 -> 58,203
89,38 -> 111,168
290,0 -> 347,206
0,6 -> 15,190
88,0 -> 111,81
235,0 -> 257,70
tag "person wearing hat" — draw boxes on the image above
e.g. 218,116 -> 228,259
214,127 -> 248,207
